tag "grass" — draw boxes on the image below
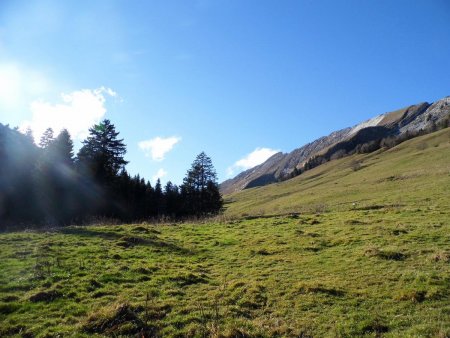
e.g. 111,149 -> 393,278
225,128 -> 450,217
0,129 -> 449,337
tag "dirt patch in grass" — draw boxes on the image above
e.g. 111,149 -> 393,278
131,226 -> 150,233
345,219 -> 366,225
305,232 -> 321,237
131,226 -> 161,234
87,279 -> 103,292
83,302 -> 156,336
360,318 -> 389,335
364,247 -> 407,261
0,325 -> 29,337
0,302 -> 20,314
92,291 -> 110,298
377,251 -> 407,261
1,295 -> 19,302
395,290 -> 427,303
431,250 -> 450,263
142,303 -> 172,321
235,284 -> 268,311
295,282 -> 345,297
304,246 -> 322,252
253,248 -> 272,255
29,290 -> 63,302
391,228 -> 409,235
356,205 -> 385,211
116,235 -> 192,255
117,236 -> 149,247
385,175 -> 406,182
169,273 -> 208,287
133,265 -> 159,275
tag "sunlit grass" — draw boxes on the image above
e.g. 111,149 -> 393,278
0,129 -> 449,337
225,128 -> 450,218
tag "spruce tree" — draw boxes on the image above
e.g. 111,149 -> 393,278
181,152 -> 223,216
76,119 -> 128,218
164,181 -> 180,217
77,119 -> 128,184
51,129 -> 74,165
154,178 -> 164,215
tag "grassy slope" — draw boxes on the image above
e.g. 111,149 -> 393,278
225,128 -> 450,217
0,129 -> 449,337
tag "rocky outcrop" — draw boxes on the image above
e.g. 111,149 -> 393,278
399,97 -> 449,133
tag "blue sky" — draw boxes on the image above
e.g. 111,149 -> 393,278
1,0 -> 449,185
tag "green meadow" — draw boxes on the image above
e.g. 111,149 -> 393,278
1,129 -> 449,337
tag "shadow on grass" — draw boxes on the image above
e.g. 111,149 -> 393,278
365,247 -> 408,261
296,283 -> 345,297
355,203 -> 405,211
59,227 -> 194,255
60,227 -> 123,240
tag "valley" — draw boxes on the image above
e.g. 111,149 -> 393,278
1,128 -> 449,337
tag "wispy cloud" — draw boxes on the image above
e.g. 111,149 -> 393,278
138,136 -> 181,161
152,168 -> 167,183
20,87 -> 117,142
227,147 -> 279,177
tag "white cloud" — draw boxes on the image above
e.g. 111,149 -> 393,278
152,168 -> 167,183
227,147 -> 279,177
138,136 -> 181,161
21,87 -> 117,142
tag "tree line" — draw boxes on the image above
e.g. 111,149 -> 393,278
0,120 -> 223,229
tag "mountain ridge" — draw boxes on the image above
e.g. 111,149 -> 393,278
220,96 -> 449,194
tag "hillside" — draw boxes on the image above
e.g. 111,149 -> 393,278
1,129 -> 449,337
221,96 -> 449,194
224,127 -> 450,217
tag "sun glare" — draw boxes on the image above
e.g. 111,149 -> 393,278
0,63 -> 21,109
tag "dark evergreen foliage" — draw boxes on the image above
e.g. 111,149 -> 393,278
77,119 -> 128,184
180,152 -> 223,216
0,124 -> 40,224
0,121 -> 223,229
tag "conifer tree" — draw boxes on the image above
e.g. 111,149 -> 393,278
75,119 -> 128,217
77,119 -> 128,184
51,129 -> 74,165
181,152 -> 223,216
39,128 -> 55,148
154,178 -> 164,215
24,127 -> 34,144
